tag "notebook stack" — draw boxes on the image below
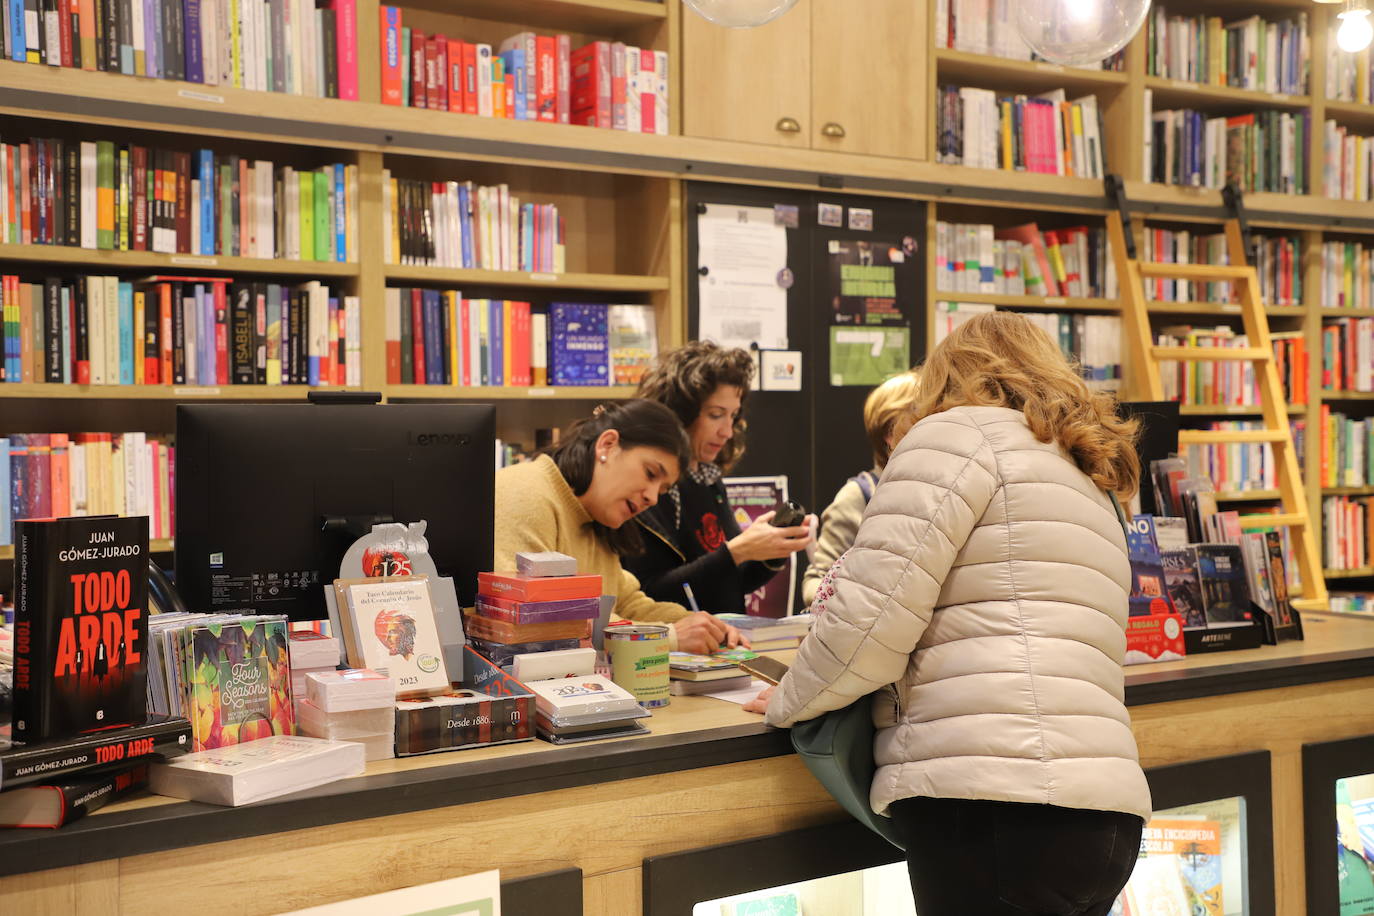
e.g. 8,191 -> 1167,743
714,614 -> 814,651
298,669 -> 397,761
526,673 -> 649,744
468,566 -> 601,668
288,631 -> 341,700
669,648 -> 760,684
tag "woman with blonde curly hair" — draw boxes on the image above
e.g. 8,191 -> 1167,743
747,312 -> 1149,915
626,341 -> 813,613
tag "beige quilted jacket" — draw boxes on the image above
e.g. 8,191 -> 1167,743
766,405 -> 1151,821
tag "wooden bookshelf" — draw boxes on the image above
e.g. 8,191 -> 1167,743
1146,301 -> 1307,317
384,385 -> 638,400
934,49 -> 1130,94
1215,489 -> 1283,501
1142,75 -> 1312,111
1325,567 -> 1374,579
383,266 -> 670,292
1322,308 -> 1374,319
1324,391 -> 1374,401
931,292 -> 1120,312
411,0 -> 669,31
0,539 -> 174,560
1324,486 -> 1374,496
0,244 -> 360,277
1323,100 -> 1374,135
1178,404 -> 1306,416
0,385 -> 352,400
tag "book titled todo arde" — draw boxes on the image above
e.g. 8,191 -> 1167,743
12,515 -> 150,742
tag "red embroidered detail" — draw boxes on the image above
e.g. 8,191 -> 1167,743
697,514 -> 726,552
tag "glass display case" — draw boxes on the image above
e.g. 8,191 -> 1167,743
692,861 -> 914,916
1113,795 -> 1248,915
1304,734 -> 1374,916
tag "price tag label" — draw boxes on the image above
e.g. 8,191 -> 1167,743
173,387 -> 222,396
528,387 -> 557,398
178,89 -> 225,104
529,273 -> 558,282
1045,296 -> 1067,305
171,256 -> 218,266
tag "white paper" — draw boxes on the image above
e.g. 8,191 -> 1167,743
697,204 -> 789,350
760,350 -> 803,392
703,677 -> 772,705
282,870 -> 501,915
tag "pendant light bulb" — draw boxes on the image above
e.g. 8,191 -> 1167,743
1338,8 -> 1374,53
1015,0 -> 1152,66
682,0 -> 799,28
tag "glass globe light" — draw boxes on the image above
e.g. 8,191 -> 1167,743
683,0 -> 799,28
1338,9 -> 1374,54
1015,0 -> 1152,67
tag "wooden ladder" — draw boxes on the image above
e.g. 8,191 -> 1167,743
1103,176 -> 1327,609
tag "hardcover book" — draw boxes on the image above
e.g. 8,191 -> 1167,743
0,715 -> 191,790
0,761 -> 149,828
335,576 -> 448,698
11,515 -> 150,741
1193,544 -> 1254,628
182,618 -> 294,752
548,301 -> 608,386
1161,548 -> 1206,630
476,571 -> 601,602
1126,515 -> 1177,618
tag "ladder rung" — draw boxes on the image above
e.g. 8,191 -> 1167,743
1151,346 -> 1271,362
1238,513 -> 1307,529
1178,429 -> 1288,445
1137,263 -> 1252,280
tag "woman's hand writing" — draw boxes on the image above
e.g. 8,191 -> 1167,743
674,612 -> 750,655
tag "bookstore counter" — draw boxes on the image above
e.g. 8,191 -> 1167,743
0,611 -> 1371,915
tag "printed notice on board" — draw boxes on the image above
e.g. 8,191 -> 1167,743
697,204 -> 789,350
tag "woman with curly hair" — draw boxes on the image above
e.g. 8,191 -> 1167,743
747,311 -> 1149,915
626,341 -> 813,613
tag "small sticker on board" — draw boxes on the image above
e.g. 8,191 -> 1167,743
774,204 -> 799,228
848,208 -> 874,231
818,203 -> 843,227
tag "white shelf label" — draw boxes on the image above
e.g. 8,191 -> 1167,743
174,387 -> 223,396
529,272 -> 559,282
171,256 -> 218,266
1044,297 -> 1067,305
528,387 -> 557,398
178,89 -> 225,104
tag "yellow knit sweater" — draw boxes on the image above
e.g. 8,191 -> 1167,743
494,455 -> 690,648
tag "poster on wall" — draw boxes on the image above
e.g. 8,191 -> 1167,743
696,204 -> 790,351
723,476 -> 796,619
1338,774 -> 1374,915
283,870 -> 501,915
826,237 -> 916,386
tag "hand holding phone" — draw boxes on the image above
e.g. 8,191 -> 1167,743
770,500 -> 806,528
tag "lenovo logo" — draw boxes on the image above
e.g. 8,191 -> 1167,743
409,432 -> 472,447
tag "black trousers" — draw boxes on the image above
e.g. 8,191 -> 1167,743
887,797 -> 1143,916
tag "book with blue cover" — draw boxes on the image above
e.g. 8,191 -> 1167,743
1127,515 -> 1177,618
549,302 -> 608,386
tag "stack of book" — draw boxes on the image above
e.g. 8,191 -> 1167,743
934,222 -> 1117,299
383,298 -> 656,390
1184,421 -> 1279,494
934,302 -> 1122,393
382,176 -> 564,272
1,432 -> 174,547
936,87 -> 1105,178
525,673 -> 649,744
1323,495 -> 1372,572
1322,240 -> 1374,310
934,0 -> 1125,70
467,570 -> 600,668
0,275 -> 361,387
1141,230 -> 1302,307
376,12 -> 668,135
1145,8 -> 1309,94
150,735 -> 366,807
1322,317 -> 1374,393
1156,325 -> 1306,407
1319,407 -> 1373,489
714,614 -> 813,651
298,669 -> 396,762
2,515 -> 191,828
1324,122 -> 1374,202
1332,593 -> 1374,613
0,139 -> 358,262
669,648 -> 761,690
287,631 -> 340,700
1143,98 -> 1310,194
0,0 -> 360,99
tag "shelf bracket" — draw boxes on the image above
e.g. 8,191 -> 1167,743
1104,174 -> 1136,260
1222,183 -> 1255,265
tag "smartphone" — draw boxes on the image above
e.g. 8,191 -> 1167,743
771,500 -> 806,528
739,655 -> 790,685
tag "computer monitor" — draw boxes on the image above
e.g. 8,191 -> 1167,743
1117,400 -> 1181,517
175,403 -> 495,620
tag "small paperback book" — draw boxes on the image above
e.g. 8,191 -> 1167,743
335,576 -> 449,698
11,515 -> 150,741
1194,544 -> 1254,627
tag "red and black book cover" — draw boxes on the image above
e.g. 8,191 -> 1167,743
0,716 -> 190,791
11,515 -> 150,742
0,761 -> 149,828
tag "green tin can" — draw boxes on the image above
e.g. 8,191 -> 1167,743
605,625 -> 671,708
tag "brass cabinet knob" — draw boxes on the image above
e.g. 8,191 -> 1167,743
821,122 -> 846,138
775,116 -> 802,133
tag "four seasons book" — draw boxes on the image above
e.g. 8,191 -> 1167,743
182,618 -> 294,752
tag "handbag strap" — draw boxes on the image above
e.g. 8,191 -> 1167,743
1108,491 -> 1129,538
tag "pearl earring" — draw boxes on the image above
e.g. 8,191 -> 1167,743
599,454 -> 607,463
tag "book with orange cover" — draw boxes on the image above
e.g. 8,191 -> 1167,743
461,609 -> 592,645
477,572 -> 602,602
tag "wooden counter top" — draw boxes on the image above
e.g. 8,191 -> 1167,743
0,612 -> 1370,879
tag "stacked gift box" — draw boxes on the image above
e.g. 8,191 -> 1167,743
466,565 -> 601,668
298,669 -> 397,762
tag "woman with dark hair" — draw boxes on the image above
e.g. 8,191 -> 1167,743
627,342 -> 812,612
494,398 -> 747,655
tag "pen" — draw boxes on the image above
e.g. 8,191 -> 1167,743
682,582 -> 701,613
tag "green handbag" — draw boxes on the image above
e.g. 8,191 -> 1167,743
790,695 -> 905,850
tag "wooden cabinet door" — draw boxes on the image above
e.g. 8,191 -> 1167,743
681,0 -> 812,149
809,0 -> 927,159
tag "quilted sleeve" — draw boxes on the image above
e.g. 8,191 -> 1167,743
765,412 -> 999,728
